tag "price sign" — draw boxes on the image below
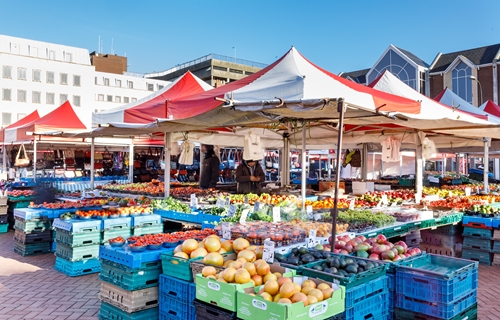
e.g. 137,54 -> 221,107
376,200 -> 382,208
465,187 -> 471,196
272,207 -> 281,222
476,186 -> 480,194
239,209 -> 250,224
254,201 -> 261,212
228,204 -> 237,217
190,194 -> 197,207
222,222 -> 231,239
349,199 -> 355,210
306,205 -> 313,219
448,191 -> 452,198
225,197 -> 230,206
381,194 -> 388,205
216,197 -> 225,208
244,196 -> 249,204
306,229 -> 317,248
391,201 -> 398,207
263,238 -> 275,263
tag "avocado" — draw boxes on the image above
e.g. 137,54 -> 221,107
313,252 -> 323,259
345,265 -> 358,274
313,265 -> 323,271
345,258 -> 355,265
291,248 -> 299,255
357,260 -> 367,267
322,251 -> 331,259
365,262 -> 374,270
358,266 -> 365,273
298,247 -> 308,255
339,259 -> 347,269
356,250 -> 369,259
330,258 -> 340,269
275,253 -> 285,262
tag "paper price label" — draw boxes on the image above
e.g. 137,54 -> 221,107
381,194 -> 388,205
465,187 -> 471,196
306,205 -> 313,219
228,204 -> 237,217
376,200 -> 382,208
476,186 -> 480,194
349,199 -> 355,210
306,229 -> 317,248
263,238 -> 275,263
222,222 -> 231,239
391,201 -> 398,207
244,196 -> 249,204
272,207 -> 281,222
216,197 -> 225,207
225,197 -> 230,206
239,209 -> 250,224
254,201 -> 261,212
190,194 -> 197,207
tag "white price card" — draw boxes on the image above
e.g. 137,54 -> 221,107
228,204 -> 237,217
263,238 -> 275,263
254,201 -> 261,212
349,199 -> 355,210
244,196 -> 249,204
381,194 -> 388,205
272,207 -> 281,222
239,209 -> 250,224
225,197 -> 230,206
465,187 -> 471,196
306,205 -> 313,219
376,200 -> 382,208
448,191 -> 453,198
190,194 -> 197,207
476,186 -> 480,194
222,222 -> 231,240
216,197 -> 225,207
306,229 -> 317,248
391,201 -> 398,207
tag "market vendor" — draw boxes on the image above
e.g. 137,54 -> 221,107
235,159 -> 266,194
200,144 -> 220,189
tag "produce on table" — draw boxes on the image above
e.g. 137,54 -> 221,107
199,206 -> 228,216
275,247 -> 332,266
123,229 -> 217,250
215,222 -> 307,246
320,209 -> 396,233
228,193 -> 299,206
220,204 -> 273,222
466,204 -> 499,216
172,234 -> 230,260
8,190 -> 35,197
426,197 -> 486,210
423,187 -> 464,197
289,219 -> 348,237
150,197 -> 191,213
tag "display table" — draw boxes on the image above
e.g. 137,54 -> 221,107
53,179 -> 128,192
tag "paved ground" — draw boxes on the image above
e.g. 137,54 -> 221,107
0,230 -> 499,319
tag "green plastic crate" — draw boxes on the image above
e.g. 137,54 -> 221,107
102,228 -> 132,244
14,218 -> 52,233
55,243 -> 100,262
14,240 -> 51,256
98,301 -> 158,320
463,237 -> 492,252
463,227 -> 493,239
0,223 -> 8,233
383,224 -> 409,238
132,225 -> 163,236
55,229 -> 101,247
10,201 -> 32,209
435,212 -> 464,226
99,262 -> 161,291
394,302 -> 477,320
462,249 -> 493,265
160,251 -> 203,282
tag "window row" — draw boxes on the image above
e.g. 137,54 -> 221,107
95,77 -> 163,91
2,66 -> 81,86
96,94 -> 137,103
2,112 -> 31,126
2,88 -> 80,106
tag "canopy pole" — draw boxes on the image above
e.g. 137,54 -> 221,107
301,125 -> 307,209
90,137 -> 95,189
128,143 -> 134,183
164,133 -> 171,198
442,154 -> 445,176
415,134 -> 423,203
283,133 -> 290,186
2,143 -> 5,173
372,153 -> 375,179
484,138 -> 489,193
33,139 -> 37,182
361,143 -> 368,180
456,154 -> 460,176
330,98 -> 345,252
328,153 -> 332,179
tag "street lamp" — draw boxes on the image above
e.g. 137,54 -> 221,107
470,75 -> 483,106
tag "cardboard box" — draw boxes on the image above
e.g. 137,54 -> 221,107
196,263 -> 294,312
319,181 -> 345,192
237,276 -> 345,320
352,181 -> 374,195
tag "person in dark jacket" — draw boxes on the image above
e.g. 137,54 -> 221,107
199,144 -> 220,189
235,160 -> 266,194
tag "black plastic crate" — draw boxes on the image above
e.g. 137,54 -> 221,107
193,299 -> 236,320
13,240 -> 52,256
0,214 -> 7,224
14,229 -> 52,244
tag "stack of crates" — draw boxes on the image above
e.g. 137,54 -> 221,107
420,224 -> 464,258
98,240 -> 172,319
461,216 -> 494,265
0,196 -> 8,233
159,275 -> 197,320
13,208 -> 53,256
394,253 -> 478,319
102,216 -> 132,244
132,214 -> 163,236
493,218 -> 500,266
53,218 -> 102,276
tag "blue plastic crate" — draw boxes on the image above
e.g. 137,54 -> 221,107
395,253 -> 478,280
54,257 -> 101,276
169,211 -> 201,223
462,249 -> 493,265
132,214 -> 161,227
396,266 -> 477,304
462,227 -> 493,239
52,218 -> 102,233
100,257 -> 163,273
102,216 -> 132,230
493,241 -> 500,253
52,241 -> 56,252
344,291 -> 390,320
159,295 -> 196,320
345,275 -> 388,308
100,262 -> 161,291
159,275 -> 196,301
395,290 -> 477,319
154,209 -> 175,219
463,237 -> 493,252
492,218 -> 500,229
132,225 -> 163,236
201,213 -> 222,224
201,222 -> 216,229
99,301 -> 159,320
387,273 -> 394,291
462,216 -> 493,228
14,208 -> 52,221
99,244 -> 173,270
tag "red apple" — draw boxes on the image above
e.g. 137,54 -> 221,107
376,234 -> 387,244
334,241 -> 346,249
369,253 -> 380,260
344,244 -> 353,253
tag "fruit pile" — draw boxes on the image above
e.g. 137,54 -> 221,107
320,209 -> 396,233
101,182 -> 165,195
8,190 -> 35,197
126,229 -> 217,245
289,219 -> 348,237
214,222 -> 307,246
423,187 -> 464,197
275,247 -> 331,266
172,235 -> 237,262
228,193 -> 300,206
426,197 -> 485,210
150,197 -> 191,213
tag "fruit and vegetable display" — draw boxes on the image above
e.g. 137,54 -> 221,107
465,204 -> 499,217
55,191 -> 82,198
288,219 -> 348,237
8,190 -> 35,197
331,234 -> 421,262
199,206 -> 228,216
275,247 -> 332,266
423,187 -> 464,197
172,234 -> 236,261
215,222 -> 308,246
228,193 -> 299,206
108,196 -> 152,206
426,197 -> 486,210
101,182 -> 165,196
29,199 -> 106,209
320,209 -> 396,233
150,197 -> 191,213
220,204 -> 273,223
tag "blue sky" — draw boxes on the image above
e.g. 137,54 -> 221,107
1,0 -> 499,75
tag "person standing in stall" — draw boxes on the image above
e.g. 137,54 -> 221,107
235,159 -> 266,194
199,144 -> 220,189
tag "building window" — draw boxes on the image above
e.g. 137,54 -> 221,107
33,69 -> 41,82
104,78 -> 110,86
73,75 -> 81,86
29,46 -> 38,57
17,90 -> 26,102
245,71 -> 254,75
116,79 -> 122,87
367,48 -> 417,90
17,113 -> 26,121
115,96 -> 121,103
73,95 -> 81,107
107,95 -> 113,102
48,50 -> 55,60
32,91 -> 41,104
47,71 -> 54,83
98,94 -> 104,101
419,71 -> 426,95
65,52 -> 72,63
2,88 -> 11,101
131,98 -> 137,102
60,73 -> 68,85
127,81 -> 133,89
158,85 -> 164,90
124,97 -> 130,103
229,68 -> 243,74
2,66 -> 12,79
452,61 -> 472,104
46,92 -> 55,105
2,113 -> 11,126
95,77 -> 98,85
213,66 -> 227,71
60,94 -> 68,104
147,83 -> 154,91
17,67 -> 27,80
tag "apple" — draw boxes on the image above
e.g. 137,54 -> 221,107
334,241 -> 346,249
369,253 -> 380,260
344,244 -> 354,253
340,249 -> 349,255
375,234 -> 387,244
